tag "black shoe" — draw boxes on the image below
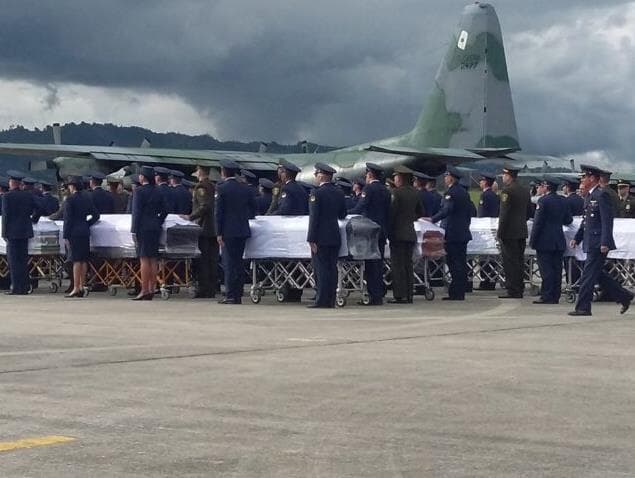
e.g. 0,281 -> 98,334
387,298 -> 409,304
568,310 -> 592,316
357,300 -> 382,306
620,295 -> 633,314
477,283 -> 496,291
64,285 -> 74,294
218,298 -> 241,304
64,291 -> 82,298
533,299 -> 557,304
131,293 -> 152,301
306,304 -> 332,309
127,289 -> 141,297
5,291 -> 28,295
192,294 -> 213,299
499,294 -> 523,299
442,297 -> 464,301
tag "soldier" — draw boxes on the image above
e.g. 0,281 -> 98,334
307,163 -> 347,308
268,160 -> 308,216
240,169 -> 259,198
154,166 -> 176,213
1,170 -> 41,295
616,179 -> 635,218
428,167 -> 473,300
497,165 -> 531,299
424,176 -> 443,216
412,171 -> 431,215
0,176 -> 8,215
21,177 -> 38,194
388,165 -> 424,304
476,172 -> 500,290
107,177 -> 129,213
349,163 -> 391,306
256,178 -> 274,215
529,178 -> 573,304
181,165 -> 218,299
169,170 -> 193,215
335,179 -> 355,210
351,178 -> 365,206
88,172 -> 115,214
40,180 -> 60,216
562,179 -> 584,216
569,165 -> 634,316
599,169 -> 619,215
216,159 -> 256,304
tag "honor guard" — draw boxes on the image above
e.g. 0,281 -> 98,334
106,176 -> 129,213
169,170 -> 193,215
616,179 -> 635,218
388,165 -> 424,304
478,173 -> 500,218
562,179 -> 584,216
351,178 -> 365,206
598,169 -> 620,216
256,178 -> 274,215
40,180 -> 60,216
423,176 -> 443,216
154,166 -> 176,213
268,160 -> 308,216
430,167 -> 473,300
240,169 -> 259,197
497,165 -> 531,299
348,163 -> 391,305
88,172 -> 115,214
1,170 -> 42,295
569,165 -> 633,316
529,177 -> 573,304
0,176 -> 8,215
215,159 -> 257,304
335,179 -> 355,210
307,163 -> 347,308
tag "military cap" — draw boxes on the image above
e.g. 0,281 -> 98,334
40,180 -> 52,188
600,168 -> 612,178
140,165 -> 155,181
502,165 -> 521,177
352,177 -> 366,187
392,165 -> 414,176
278,160 -> 300,173
131,175 -> 141,185
0,177 -> 9,188
580,164 -> 604,177
89,171 -> 106,181
540,176 -> 560,188
365,163 -> 384,175
444,166 -> 462,180
334,176 -> 351,184
6,170 -> 25,181
65,175 -> 83,187
412,171 -> 434,181
240,169 -> 257,180
617,179 -> 631,188
169,169 -> 184,178
336,180 -> 352,189
153,166 -> 171,177
258,178 -> 274,190
22,177 -> 37,185
82,176 -> 91,185
562,178 -> 580,188
479,172 -> 497,181
219,159 -> 240,171
314,162 -> 336,175
181,179 -> 193,188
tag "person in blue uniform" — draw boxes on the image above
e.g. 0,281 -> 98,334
424,176 -> 443,216
1,170 -> 41,295
349,163 -> 391,305
269,161 -> 308,215
131,166 -> 168,301
216,159 -> 256,304
307,163 -> 347,308
351,177 -> 365,207
256,178 -> 274,215
562,179 -> 584,216
429,167 -> 473,301
476,172 -> 500,290
62,176 -> 100,298
0,176 -> 8,215
39,180 -> 60,216
569,165 -> 634,316
335,179 -> 355,209
88,172 -> 115,214
240,169 -> 259,198
154,166 -> 176,213
529,177 -> 573,304
169,169 -> 193,215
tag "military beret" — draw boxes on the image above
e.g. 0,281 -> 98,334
445,166 -> 462,180
153,166 -> 171,176
240,169 -> 257,180
89,171 -> 106,181
579,164 -> 604,177
258,178 -> 274,190
365,163 -> 384,175
314,162 -> 336,175
392,165 -> 414,176
140,166 -> 155,180
220,159 -> 241,171
617,179 -> 631,188
278,160 -> 300,173
169,169 -> 184,178
6,170 -> 25,181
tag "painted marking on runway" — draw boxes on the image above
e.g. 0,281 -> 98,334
287,337 -> 329,343
0,436 -> 75,453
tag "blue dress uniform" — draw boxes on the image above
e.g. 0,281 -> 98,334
529,181 -> 573,304
1,170 -> 41,294
564,184 -> 585,216
349,163 -> 391,305
63,178 -> 100,263
271,162 -> 308,216
478,187 -> 500,218
256,178 -> 274,215
431,168 -> 473,300
307,163 -> 347,308
476,173 -> 500,290
570,165 -> 634,316
41,187 -> 60,216
131,169 -> 168,258
216,160 -> 257,304
169,170 -> 193,215
423,187 -> 443,217
88,172 -> 115,214
154,167 -> 176,213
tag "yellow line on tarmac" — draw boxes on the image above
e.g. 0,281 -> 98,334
0,435 -> 75,453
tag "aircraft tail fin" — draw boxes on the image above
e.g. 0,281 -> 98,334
402,3 -> 519,151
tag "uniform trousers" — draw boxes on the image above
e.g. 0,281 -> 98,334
313,245 -> 339,307
196,236 -> 219,297
536,250 -> 564,303
390,241 -> 415,301
365,238 -> 386,303
221,237 -> 247,302
7,238 -> 29,294
500,239 -> 526,296
575,249 -> 632,313
446,241 -> 468,300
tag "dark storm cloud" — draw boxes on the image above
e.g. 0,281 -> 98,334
0,0 -> 634,163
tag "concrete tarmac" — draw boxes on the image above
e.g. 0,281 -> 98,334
1,289 -> 634,477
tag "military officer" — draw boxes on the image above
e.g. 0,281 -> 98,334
0,176 -> 8,215
562,179 -> 584,216
256,178 -> 274,215
335,179 -> 355,209
181,165 -> 218,298
423,176 -> 443,216
351,178 -> 365,206
307,163 -> 347,308
388,165 -> 424,304
569,165 -> 634,316
268,160 -> 308,216
40,180 -> 60,216
240,169 -> 259,197
529,177 -> 573,304
21,177 -> 38,194
616,179 -> 635,218
599,170 -> 620,215
106,177 -> 129,213
497,165 -> 531,298
475,172 -> 500,290
215,159 -> 257,304
348,163 -> 391,305
169,170 -> 193,215
154,166 -> 176,213
88,172 -> 115,214
1,170 -> 41,295
427,167 -> 473,300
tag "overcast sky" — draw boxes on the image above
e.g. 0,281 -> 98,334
0,1 -> 633,168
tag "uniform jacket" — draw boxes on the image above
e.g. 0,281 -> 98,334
603,186 -> 620,216
157,182 -> 176,214
271,180 -> 308,215
497,181 -> 531,240
111,190 -> 129,214
422,189 -> 442,217
431,183 -> 472,243
574,185 -> 616,252
478,188 -> 500,218
256,191 -> 272,216
529,192 -> 572,251
1,189 -> 41,239
41,193 -> 60,216
617,196 -> 635,218
190,179 -> 216,237
389,185 -> 424,242
565,193 -> 585,216
215,178 -> 256,239
63,191 -> 100,239
131,184 -> 168,234
90,187 -> 115,214
171,184 -> 193,215
348,180 -> 391,237
307,182 -> 347,247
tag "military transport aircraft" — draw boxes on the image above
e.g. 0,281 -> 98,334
0,2 -> 571,183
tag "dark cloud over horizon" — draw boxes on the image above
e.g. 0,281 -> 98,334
0,0 -> 634,167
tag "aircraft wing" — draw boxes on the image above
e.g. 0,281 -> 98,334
0,143 -> 281,172
366,145 -> 485,164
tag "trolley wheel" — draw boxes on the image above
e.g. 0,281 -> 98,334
276,290 -> 286,303
336,296 -> 346,307
566,292 -> 576,303
48,282 -> 59,293
361,294 -> 371,305
108,286 -> 118,296
160,288 -> 170,300
27,284 -> 34,295
250,289 -> 262,304
424,288 -> 435,301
